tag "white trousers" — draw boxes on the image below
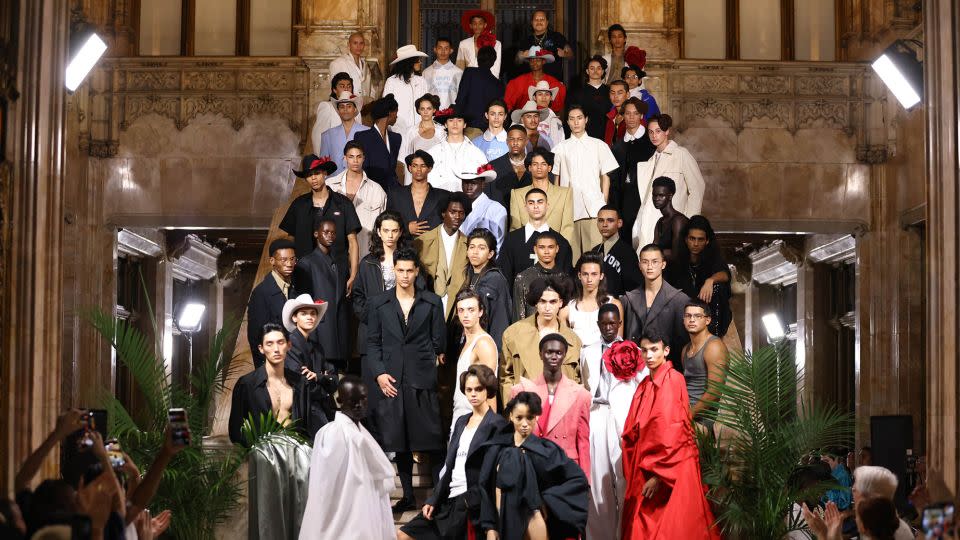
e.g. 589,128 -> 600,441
587,402 -> 625,540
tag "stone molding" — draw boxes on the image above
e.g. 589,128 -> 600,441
807,234 -> 857,265
169,234 -> 221,282
750,240 -> 802,286
644,60 -> 891,163
80,57 -> 310,157
117,228 -> 164,258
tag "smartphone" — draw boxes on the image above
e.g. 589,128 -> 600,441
923,502 -> 956,539
105,439 -> 125,470
168,408 -> 191,447
76,409 -> 108,449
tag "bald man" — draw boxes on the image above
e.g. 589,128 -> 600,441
329,32 -> 375,102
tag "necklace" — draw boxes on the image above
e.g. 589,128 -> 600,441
509,154 -> 525,167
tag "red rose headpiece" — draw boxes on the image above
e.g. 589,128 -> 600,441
435,107 -> 454,119
625,46 -> 647,71
476,30 -> 497,50
477,164 -> 494,174
603,340 -> 644,381
310,157 -> 332,169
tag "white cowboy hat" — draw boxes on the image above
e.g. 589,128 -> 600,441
390,44 -> 428,65
527,80 -> 559,101
510,100 -> 550,125
521,46 -> 555,63
331,90 -> 362,110
281,294 -> 328,332
454,163 -> 498,182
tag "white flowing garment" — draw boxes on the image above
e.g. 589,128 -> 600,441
298,412 -> 396,540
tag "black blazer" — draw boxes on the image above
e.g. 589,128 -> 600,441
427,408 -> 509,507
365,289 -> 446,390
621,280 -> 691,372
353,127 -> 402,191
247,275 -> 292,368
488,153 -> 531,210
610,134 -> 656,235
463,267 -> 512,345
498,227 -> 573,287
228,365 -> 306,444
569,83 -> 612,140
591,236 -> 641,297
456,68 -> 506,130
294,248 -> 347,361
351,254 -> 429,356
386,184 -> 451,233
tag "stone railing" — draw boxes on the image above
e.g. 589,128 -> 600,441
78,57 -> 311,157
643,60 -> 892,164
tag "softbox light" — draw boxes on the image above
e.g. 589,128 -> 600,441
65,27 -> 107,91
871,39 -> 923,109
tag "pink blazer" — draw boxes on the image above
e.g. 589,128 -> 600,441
511,374 -> 592,481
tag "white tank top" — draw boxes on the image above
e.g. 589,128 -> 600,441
567,298 -> 610,349
451,333 -> 497,433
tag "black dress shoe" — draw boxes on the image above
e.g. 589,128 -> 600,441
392,496 -> 416,514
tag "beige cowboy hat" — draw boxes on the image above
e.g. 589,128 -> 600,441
390,44 -> 428,65
282,294 -> 329,332
527,80 -> 559,101
510,100 -> 550,125
521,45 -> 555,63
331,90 -> 362,110
454,163 -> 498,182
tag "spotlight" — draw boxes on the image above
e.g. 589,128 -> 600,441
762,313 -> 785,341
871,39 -> 923,109
65,28 -> 107,91
176,302 -> 206,334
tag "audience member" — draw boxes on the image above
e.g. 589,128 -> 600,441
353,95 -> 403,190
365,248 -> 447,514
570,56 -> 613,140
414,192 -> 470,317
585,308 -> 647,540
299,377 -> 396,540
428,109 -> 487,192
388,150 -> 450,236
681,299 -> 728,431
422,38 -> 462,110
328,32 -> 373,101
500,276 -> 583,398
822,448 -> 854,511
510,333 -> 591,476
326,141 -> 387,258
501,186 -> 574,287
471,99 -> 510,162
477,392 -> 589,540
247,238 -> 298,367
398,365 -> 506,540
513,231 -> 574,320
634,113 -> 706,248
383,45 -> 430,134
456,10 -> 502,77
513,10 -> 574,80
591,205 -> 641,296
504,47 -> 566,113
458,165 -> 507,250
462,228 -> 512,344
454,46 -> 505,133
311,73 -> 360,156
620,330 -> 721,540
621,244 -> 690,372
553,104 -> 619,258
318,91 -> 367,175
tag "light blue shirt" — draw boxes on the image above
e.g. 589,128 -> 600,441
319,122 -> 370,175
459,193 -> 507,252
472,130 -> 509,161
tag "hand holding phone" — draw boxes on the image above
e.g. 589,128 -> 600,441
105,439 -> 126,470
923,503 -> 956,539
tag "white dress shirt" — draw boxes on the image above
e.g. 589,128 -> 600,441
523,221 -> 550,242
552,132 -> 619,221
427,138 -> 487,193
326,170 -> 387,257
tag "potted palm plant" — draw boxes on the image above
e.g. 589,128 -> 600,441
696,342 -> 854,540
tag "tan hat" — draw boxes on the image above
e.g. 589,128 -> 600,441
527,80 -> 559,102
282,294 -> 329,332
390,44 -> 428,65
332,90 -> 362,110
510,100 -> 550,125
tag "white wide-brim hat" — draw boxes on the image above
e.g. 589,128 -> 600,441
331,90 -> 362,110
281,294 -> 328,332
528,80 -> 560,101
511,100 -> 550,124
390,44 -> 428,65
454,164 -> 498,182
522,46 -> 555,63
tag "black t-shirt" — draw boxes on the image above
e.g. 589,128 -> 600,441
280,189 -> 362,262
514,30 -> 570,80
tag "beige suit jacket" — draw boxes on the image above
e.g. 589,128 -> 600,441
414,224 -> 468,318
508,181 -> 575,240
499,315 -> 584,400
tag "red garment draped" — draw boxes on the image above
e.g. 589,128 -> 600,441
503,73 -> 567,113
620,363 -> 721,540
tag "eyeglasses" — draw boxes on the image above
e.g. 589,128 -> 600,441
683,313 -> 706,320
624,74 -> 639,79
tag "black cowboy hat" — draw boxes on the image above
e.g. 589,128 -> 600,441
292,154 -> 337,178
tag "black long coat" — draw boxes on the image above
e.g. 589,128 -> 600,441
351,254 -> 428,357
386,184 -> 451,234
286,328 -> 338,433
610,133 -> 656,236
246,275 -> 291,368
294,247 -> 348,364
426,408 -> 509,508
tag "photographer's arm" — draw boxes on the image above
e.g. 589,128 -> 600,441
14,409 -> 83,492
127,427 -> 181,523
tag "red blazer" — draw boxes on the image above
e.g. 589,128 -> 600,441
511,374 -> 591,481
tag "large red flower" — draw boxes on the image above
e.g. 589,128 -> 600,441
603,340 -> 643,381
476,31 -> 497,50
625,46 -> 647,70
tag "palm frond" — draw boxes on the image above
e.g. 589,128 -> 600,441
240,411 -> 308,448
190,317 -> 240,434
